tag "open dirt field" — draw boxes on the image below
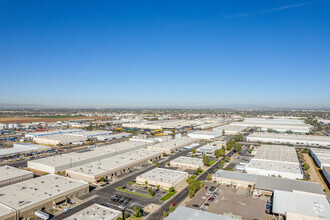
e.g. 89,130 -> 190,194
0,116 -> 111,124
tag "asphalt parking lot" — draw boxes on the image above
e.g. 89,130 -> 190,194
228,147 -> 253,170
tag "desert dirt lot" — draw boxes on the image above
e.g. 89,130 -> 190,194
0,116 -> 111,123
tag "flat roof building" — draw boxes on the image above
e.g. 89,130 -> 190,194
247,132 -> 330,147
0,166 -> 33,188
0,174 -> 88,220
213,124 -> 247,135
310,148 -> 330,169
188,131 -> 222,140
272,190 -> 330,219
196,142 -> 225,157
68,130 -> 113,138
66,149 -> 162,183
136,168 -> 188,190
322,166 -> 330,185
170,156 -> 204,170
232,118 -> 312,134
34,134 -> 88,146
245,145 -> 303,179
213,170 -> 323,196
95,133 -> 131,141
0,143 -> 51,158
28,141 -> 148,173
64,204 -> 121,220
123,120 -> 200,130
147,138 -> 198,154
25,129 -> 83,138
165,206 -> 238,220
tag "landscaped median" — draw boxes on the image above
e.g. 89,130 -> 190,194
117,187 -> 154,198
208,160 -> 216,166
160,190 -> 177,201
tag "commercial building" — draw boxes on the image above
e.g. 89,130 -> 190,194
232,118 -> 312,134
147,138 -> 198,154
95,133 -> 131,141
245,145 -> 303,179
0,174 -> 88,220
0,166 -> 33,188
272,190 -> 330,219
309,148 -> 330,169
0,143 -> 51,158
122,120 -> 200,130
170,156 -> 204,170
66,149 -> 162,183
68,130 -> 113,138
213,170 -> 323,196
213,124 -> 247,135
165,206 -> 238,220
129,136 -> 159,144
0,203 -> 16,220
247,132 -> 330,147
136,168 -> 188,189
196,142 -> 225,157
25,129 -> 83,138
64,204 -> 121,220
188,131 -> 222,140
33,134 -> 88,146
28,141 -> 148,173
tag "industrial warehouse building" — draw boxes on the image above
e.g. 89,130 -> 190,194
232,118 -> 312,134
323,167 -> 330,185
187,131 -> 222,140
0,174 -> 88,220
0,166 -> 33,188
66,149 -> 162,183
95,133 -> 131,141
213,170 -> 323,196
28,141 -> 148,173
64,204 -> 121,220
165,206 -> 238,220
245,145 -> 303,180
25,129 -> 83,138
122,120 -> 200,130
272,190 -> 330,219
195,142 -> 225,157
309,148 -> 330,169
247,132 -> 330,147
68,130 -> 113,138
170,156 -> 204,170
33,134 -> 88,146
213,124 -> 247,135
147,138 -> 198,154
136,168 -> 189,190
0,143 -> 51,158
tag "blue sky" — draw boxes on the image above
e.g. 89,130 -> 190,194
0,0 -> 329,108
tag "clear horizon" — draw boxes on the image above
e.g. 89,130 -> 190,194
1,1 -> 329,108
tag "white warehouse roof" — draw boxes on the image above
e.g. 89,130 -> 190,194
272,190 -> 330,219
137,168 -> 188,185
171,156 -> 203,167
0,166 -> 33,183
64,204 -> 121,220
0,143 -> 51,158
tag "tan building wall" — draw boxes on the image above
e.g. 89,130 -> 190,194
0,173 -> 33,188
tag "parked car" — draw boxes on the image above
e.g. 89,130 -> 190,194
192,204 -> 199,208
63,207 -> 71,214
170,202 -> 175,206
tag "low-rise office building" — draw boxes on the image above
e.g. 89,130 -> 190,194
147,138 -> 198,154
0,143 -> 51,158
213,170 -> 323,196
0,174 -> 88,220
309,148 -> 330,169
0,166 -> 33,188
247,132 -> 330,147
188,131 -> 222,140
272,190 -> 330,219
136,168 -> 188,189
66,149 -> 162,183
28,141 -> 148,173
196,142 -> 225,157
64,203 -> 121,220
245,145 -> 303,179
170,156 -> 204,170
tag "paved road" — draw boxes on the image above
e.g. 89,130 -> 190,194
53,149 -> 192,219
145,150 -> 235,220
